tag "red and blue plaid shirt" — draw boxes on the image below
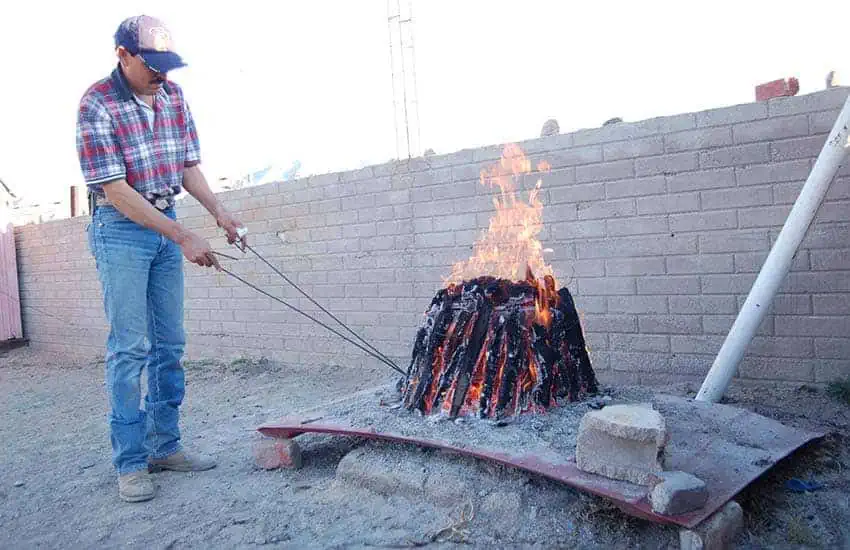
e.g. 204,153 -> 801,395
76,65 -> 201,206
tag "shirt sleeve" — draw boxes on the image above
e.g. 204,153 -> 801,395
183,98 -> 201,167
75,95 -> 125,191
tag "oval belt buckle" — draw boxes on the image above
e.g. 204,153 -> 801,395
155,198 -> 169,210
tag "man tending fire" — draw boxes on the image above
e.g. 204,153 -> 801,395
398,144 -> 598,420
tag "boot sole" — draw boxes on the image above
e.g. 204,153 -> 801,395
149,463 -> 217,473
119,491 -> 155,503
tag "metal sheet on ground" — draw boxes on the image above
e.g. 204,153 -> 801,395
257,393 -> 822,529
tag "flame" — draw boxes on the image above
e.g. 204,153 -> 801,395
445,143 -> 555,288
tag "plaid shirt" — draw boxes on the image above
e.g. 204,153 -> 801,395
76,65 -> 201,206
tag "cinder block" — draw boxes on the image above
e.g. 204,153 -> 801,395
583,314 -> 638,333
606,215 -> 669,237
771,135 -> 828,162
608,295 -> 668,314
699,230 -> 769,254
742,294 -> 811,315
546,146 -> 603,168
739,357 -> 814,382
809,110 -> 842,134
703,314 -> 773,336
637,192 -> 700,215
699,143 -> 770,169
669,296 -> 737,315
576,198 -> 636,220
609,333 -> 670,352
605,257 -> 666,276
549,182 -> 605,205
650,471 -> 708,515
573,295 -> 607,313
602,136 -> 664,161
638,315 -> 702,334
679,500 -> 743,550
576,235 -> 697,259
670,335 -> 724,355
413,232 -> 454,248
750,336 -> 814,358
813,294 -> 850,315
732,115 -> 808,144
780,271 -> 850,293
670,211 -> 737,233
605,176 -> 666,199
432,213 -> 477,231
576,160 -> 635,183
767,87 -> 849,117
578,277 -> 636,296
667,168 -> 735,193
734,250 -> 808,273
701,273 -> 758,294
637,276 -> 700,295
665,127 -> 732,153
635,152 -> 699,177
701,185 -> 772,210
696,102 -> 768,128
737,205 -> 794,229
575,404 -> 668,485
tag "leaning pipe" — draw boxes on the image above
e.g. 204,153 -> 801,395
696,93 -> 850,403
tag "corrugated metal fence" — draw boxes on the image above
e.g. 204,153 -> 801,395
0,222 -> 23,343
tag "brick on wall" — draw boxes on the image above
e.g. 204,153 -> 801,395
12,87 -> 850,387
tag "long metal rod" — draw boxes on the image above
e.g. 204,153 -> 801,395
218,266 -> 406,375
696,94 -> 850,403
241,243 -> 401,371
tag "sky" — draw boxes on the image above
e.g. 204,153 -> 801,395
1,0 -> 848,203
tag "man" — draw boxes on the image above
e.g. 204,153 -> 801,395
76,15 -> 246,503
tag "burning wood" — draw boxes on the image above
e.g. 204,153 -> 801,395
400,274 -> 597,420
399,144 -> 597,420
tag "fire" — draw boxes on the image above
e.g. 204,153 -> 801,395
445,143 -> 554,287
398,144 -> 598,421
444,144 -> 557,328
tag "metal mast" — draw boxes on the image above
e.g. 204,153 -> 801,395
387,0 -> 421,159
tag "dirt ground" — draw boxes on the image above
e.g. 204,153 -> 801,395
1,346 -> 849,549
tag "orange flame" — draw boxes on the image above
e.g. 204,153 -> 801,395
445,143 -> 557,328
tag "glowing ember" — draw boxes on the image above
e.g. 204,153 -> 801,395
399,144 -> 597,420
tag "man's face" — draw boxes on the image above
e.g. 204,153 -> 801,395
117,47 -> 167,96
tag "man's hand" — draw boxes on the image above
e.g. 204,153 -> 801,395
216,210 -> 248,251
179,231 -> 221,269
182,165 -> 248,251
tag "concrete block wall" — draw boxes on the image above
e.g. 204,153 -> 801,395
13,86 -> 850,387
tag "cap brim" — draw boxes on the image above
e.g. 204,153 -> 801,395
139,51 -> 187,74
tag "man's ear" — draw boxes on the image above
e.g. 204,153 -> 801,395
116,46 -> 131,68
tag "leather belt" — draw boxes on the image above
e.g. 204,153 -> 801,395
93,194 -> 174,211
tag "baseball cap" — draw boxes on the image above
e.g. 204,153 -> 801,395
114,15 -> 187,74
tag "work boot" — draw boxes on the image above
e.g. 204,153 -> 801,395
118,470 -> 155,503
149,450 -> 217,472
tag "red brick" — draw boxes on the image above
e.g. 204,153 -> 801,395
755,78 -> 799,101
253,437 -> 303,470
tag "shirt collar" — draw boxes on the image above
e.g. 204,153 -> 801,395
111,65 -> 171,102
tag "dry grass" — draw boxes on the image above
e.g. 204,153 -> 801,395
738,433 -> 847,547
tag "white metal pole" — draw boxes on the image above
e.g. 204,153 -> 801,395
696,93 -> 850,403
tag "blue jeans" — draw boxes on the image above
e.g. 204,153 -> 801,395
88,205 -> 185,475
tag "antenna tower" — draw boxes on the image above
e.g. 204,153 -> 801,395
387,0 -> 421,159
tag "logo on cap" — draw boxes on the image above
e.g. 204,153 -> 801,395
149,27 -> 172,52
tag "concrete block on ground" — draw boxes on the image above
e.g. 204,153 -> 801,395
575,403 -> 668,485
650,471 -> 708,515
679,500 -> 743,550
253,437 -> 303,470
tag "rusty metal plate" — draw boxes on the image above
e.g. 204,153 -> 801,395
257,393 -> 822,529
